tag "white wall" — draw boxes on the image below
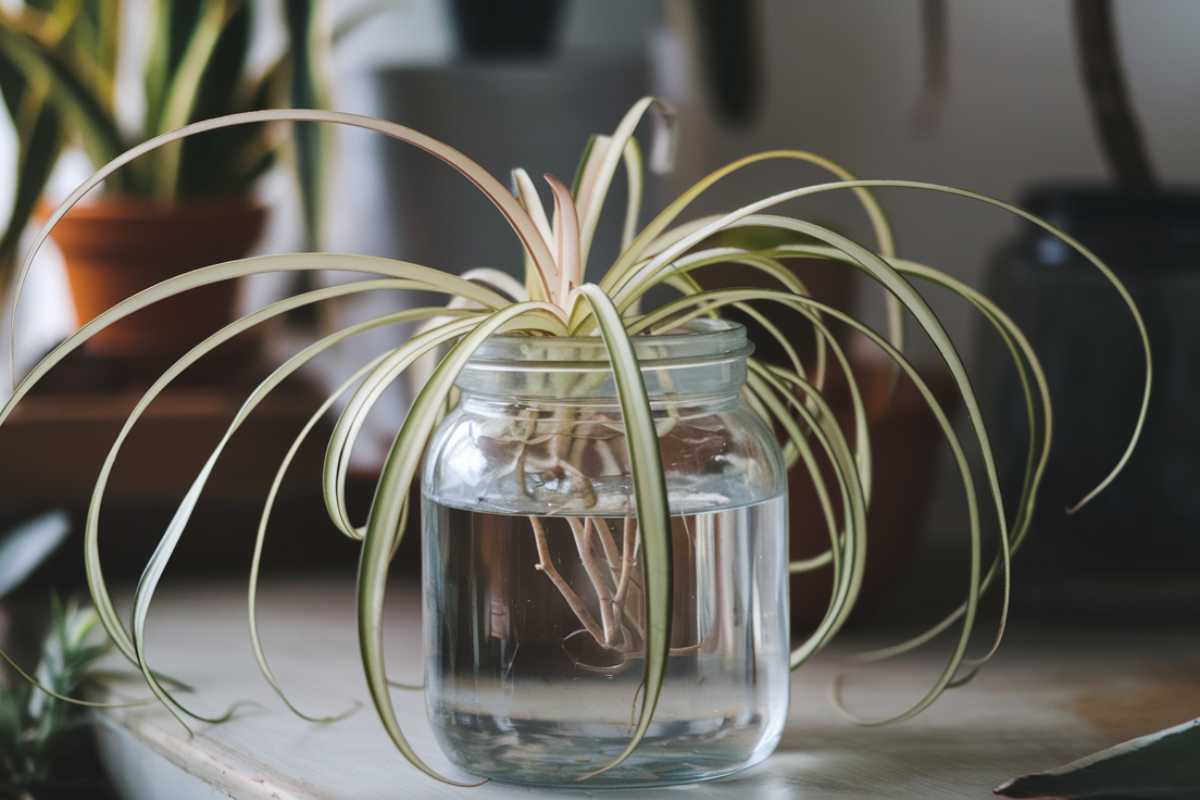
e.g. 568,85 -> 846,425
663,0 -> 1200,357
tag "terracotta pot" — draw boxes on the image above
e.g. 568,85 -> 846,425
788,354 -> 962,630
43,196 -> 266,355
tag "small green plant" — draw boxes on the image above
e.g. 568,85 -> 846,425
0,99 -> 1150,785
0,513 -> 113,798
0,595 -> 111,799
0,0 -> 360,295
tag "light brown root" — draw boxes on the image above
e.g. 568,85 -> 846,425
529,515 -> 606,644
568,516 -> 619,646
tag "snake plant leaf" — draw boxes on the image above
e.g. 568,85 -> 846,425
0,20 -> 125,181
283,0 -> 332,249
72,0 -> 119,97
171,1 -> 254,197
246,0 -> 388,104
153,0 -> 243,196
0,511 -> 69,598
995,718 -> 1200,799
573,284 -> 672,780
156,0 -> 251,131
0,51 -> 62,288
0,107 -> 59,271
240,0 -> 387,179
0,33 -> 30,122
143,0 -> 197,135
48,3 -> 117,110
150,0 -> 224,127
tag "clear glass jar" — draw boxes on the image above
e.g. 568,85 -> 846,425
421,319 -> 789,788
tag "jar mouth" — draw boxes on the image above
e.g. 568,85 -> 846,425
464,318 -> 753,374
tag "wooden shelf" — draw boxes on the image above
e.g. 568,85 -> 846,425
0,341 -> 381,578
1,335 -> 326,505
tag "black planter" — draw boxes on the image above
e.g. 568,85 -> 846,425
449,0 -> 565,59
980,183 -> 1200,572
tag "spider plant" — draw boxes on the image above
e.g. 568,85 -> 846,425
0,98 -> 1150,785
0,0 -> 364,297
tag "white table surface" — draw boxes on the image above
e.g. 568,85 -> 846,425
93,579 -> 1195,799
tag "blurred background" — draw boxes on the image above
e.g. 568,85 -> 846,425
0,0 -> 1198,662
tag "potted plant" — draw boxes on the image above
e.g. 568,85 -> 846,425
0,0 -> 341,355
0,99 -> 1149,787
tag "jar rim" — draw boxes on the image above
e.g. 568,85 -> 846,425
463,318 -> 753,374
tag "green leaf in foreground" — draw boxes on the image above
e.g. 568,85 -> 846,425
995,718 -> 1200,799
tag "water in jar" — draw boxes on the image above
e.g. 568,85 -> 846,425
422,494 -> 789,787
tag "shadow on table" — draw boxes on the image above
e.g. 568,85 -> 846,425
480,725 -> 1051,800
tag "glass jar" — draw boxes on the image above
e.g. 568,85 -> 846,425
421,319 -> 789,787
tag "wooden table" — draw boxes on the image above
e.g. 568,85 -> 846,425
94,580 -> 1197,799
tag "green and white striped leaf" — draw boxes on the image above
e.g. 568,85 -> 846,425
571,285 -> 673,779
357,302 -> 564,785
